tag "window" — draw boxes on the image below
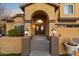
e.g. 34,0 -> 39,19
15,24 -> 24,32
64,4 -> 74,14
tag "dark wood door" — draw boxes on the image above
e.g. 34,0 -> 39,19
35,24 -> 44,35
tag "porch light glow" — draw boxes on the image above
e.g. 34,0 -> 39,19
32,24 -> 35,28
25,31 -> 28,34
52,30 -> 57,36
37,19 -> 43,23
52,30 -> 57,34
51,28 -> 57,36
24,30 -> 29,36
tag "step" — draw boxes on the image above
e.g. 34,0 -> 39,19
30,51 -> 50,56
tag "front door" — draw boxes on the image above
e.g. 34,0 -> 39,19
35,24 -> 44,35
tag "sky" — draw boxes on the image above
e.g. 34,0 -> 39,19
2,3 -> 24,17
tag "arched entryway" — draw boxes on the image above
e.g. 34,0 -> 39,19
31,10 -> 49,35
30,10 -> 50,56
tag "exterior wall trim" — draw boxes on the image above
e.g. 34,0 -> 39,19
60,18 -> 79,21
25,20 -> 31,23
49,20 -> 56,23
24,20 -> 56,23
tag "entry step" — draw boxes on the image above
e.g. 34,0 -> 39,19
32,35 -> 47,40
30,51 -> 50,56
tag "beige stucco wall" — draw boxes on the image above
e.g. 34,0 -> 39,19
6,23 -> 14,32
0,37 -> 22,54
6,17 -> 24,33
24,3 -> 58,36
74,3 -> 79,18
14,17 -> 24,29
14,17 -> 24,23
60,3 -> 79,18
25,3 -> 57,20
55,9 -> 59,23
55,27 -> 79,54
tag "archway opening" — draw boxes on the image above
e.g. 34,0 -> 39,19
31,10 -> 49,35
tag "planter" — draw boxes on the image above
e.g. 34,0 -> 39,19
65,42 -> 78,56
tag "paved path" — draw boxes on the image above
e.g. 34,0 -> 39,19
30,35 -> 50,56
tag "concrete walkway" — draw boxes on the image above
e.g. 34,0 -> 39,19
30,35 -> 50,56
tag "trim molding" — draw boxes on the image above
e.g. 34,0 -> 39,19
25,20 -> 31,23
60,18 -> 79,21
49,20 -> 56,23
25,20 -> 56,23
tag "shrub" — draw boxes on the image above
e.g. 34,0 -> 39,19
7,29 -> 24,37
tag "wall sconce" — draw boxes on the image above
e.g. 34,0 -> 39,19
32,24 -> 35,29
51,28 -> 57,36
24,29 -> 29,37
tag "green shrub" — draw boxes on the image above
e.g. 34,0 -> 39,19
7,29 -> 24,37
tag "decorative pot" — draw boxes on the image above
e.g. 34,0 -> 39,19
65,42 -> 78,56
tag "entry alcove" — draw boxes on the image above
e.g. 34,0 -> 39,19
31,10 -> 49,36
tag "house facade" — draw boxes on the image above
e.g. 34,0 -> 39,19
6,3 -> 79,36
5,3 -> 79,55
6,14 -> 24,33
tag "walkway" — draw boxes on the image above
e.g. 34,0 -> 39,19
30,35 -> 50,56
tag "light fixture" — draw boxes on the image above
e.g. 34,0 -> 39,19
24,29 -> 29,36
32,24 -> 35,29
37,19 -> 43,23
52,30 -> 57,34
51,28 -> 57,36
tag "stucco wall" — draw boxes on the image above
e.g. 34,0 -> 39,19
6,17 -> 24,33
14,17 -> 24,23
55,28 -> 79,54
0,37 -> 22,54
25,3 -> 57,20
6,23 -> 14,32
60,3 -> 79,18
24,3 -> 58,36
74,3 -> 79,18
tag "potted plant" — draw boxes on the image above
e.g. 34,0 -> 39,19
65,39 -> 78,56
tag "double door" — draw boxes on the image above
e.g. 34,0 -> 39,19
35,24 -> 45,35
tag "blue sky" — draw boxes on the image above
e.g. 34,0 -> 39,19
2,3 -> 24,16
